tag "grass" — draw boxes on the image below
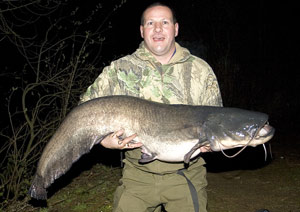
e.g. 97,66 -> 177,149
6,133 -> 300,212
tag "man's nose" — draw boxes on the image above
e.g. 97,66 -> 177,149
154,22 -> 162,32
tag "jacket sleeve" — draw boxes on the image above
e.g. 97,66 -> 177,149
192,59 -> 223,107
202,71 -> 223,107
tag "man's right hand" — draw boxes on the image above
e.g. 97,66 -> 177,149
100,129 -> 143,150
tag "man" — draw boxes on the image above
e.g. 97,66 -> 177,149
80,2 -> 222,212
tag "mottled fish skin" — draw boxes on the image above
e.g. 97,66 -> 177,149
28,95 -> 274,200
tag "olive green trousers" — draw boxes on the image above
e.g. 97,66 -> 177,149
113,164 -> 208,212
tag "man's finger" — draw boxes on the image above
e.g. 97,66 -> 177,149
123,133 -> 137,142
123,141 -> 143,149
127,142 -> 143,149
111,129 -> 124,138
109,129 -> 125,145
122,134 -> 140,149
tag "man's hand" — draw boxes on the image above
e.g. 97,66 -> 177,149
100,129 -> 143,150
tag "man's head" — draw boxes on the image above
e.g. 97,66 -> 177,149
140,2 -> 177,25
140,3 -> 179,64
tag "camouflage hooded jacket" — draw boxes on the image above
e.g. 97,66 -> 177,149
80,42 -> 223,174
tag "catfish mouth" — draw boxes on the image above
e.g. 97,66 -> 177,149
208,120 -> 275,159
210,120 -> 275,151
254,123 -> 275,139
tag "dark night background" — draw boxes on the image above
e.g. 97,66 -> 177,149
0,0 -> 299,209
108,0 -> 299,138
1,0 -> 298,134
0,0 -> 299,143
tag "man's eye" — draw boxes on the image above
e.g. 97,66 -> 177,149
147,21 -> 153,26
163,21 -> 169,25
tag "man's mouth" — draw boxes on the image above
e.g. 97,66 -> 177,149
153,37 -> 165,42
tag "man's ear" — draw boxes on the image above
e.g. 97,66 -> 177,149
140,25 -> 144,38
175,23 -> 179,37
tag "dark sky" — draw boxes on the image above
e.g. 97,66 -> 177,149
104,0 -> 299,132
0,0 -> 298,133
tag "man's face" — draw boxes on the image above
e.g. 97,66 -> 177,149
140,6 -> 179,58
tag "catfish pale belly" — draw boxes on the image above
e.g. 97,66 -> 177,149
28,95 -> 275,200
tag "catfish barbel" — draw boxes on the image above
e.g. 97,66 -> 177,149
28,95 -> 274,200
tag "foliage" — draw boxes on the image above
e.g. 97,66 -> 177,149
0,0 -> 126,210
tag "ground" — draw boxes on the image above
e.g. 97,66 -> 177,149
13,132 -> 300,212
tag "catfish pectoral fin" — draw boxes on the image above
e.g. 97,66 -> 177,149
28,174 -> 47,200
184,141 -> 207,164
139,153 -> 157,163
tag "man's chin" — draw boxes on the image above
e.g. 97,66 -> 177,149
152,46 -> 169,55
145,43 -> 172,56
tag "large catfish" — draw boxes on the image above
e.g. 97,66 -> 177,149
28,95 -> 274,200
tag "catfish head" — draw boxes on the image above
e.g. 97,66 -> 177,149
203,108 -> 275,152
